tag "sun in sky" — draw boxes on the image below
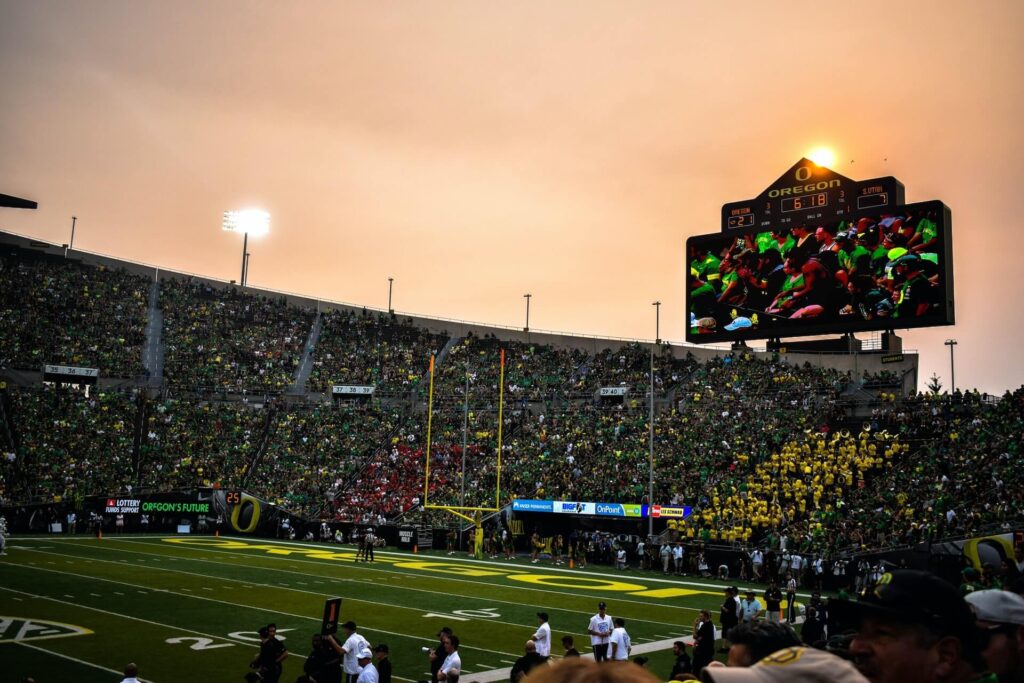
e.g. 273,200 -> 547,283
807,147 -> 837,169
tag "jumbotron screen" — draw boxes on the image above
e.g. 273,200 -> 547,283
686,200 -> 954,343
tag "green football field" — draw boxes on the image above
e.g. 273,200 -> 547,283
0,535 -> 810,682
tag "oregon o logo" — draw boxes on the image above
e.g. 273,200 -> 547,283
795,166 -> 812,181
230,493 -> 262,533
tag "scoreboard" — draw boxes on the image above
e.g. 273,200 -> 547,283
721,158 -> 905,232
686,157 -> 954,345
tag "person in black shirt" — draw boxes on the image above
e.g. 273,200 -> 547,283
305,634 -> 342,683
801,605 -> 826,646
560,635 -> 580,658
669,640 -> 692,680
510,640 -> 546,682
719,587 -> 739,652
692,610 -> 716,676
253,626 -> 288,683
374,644 -> 392,683
764,581 -> 783,623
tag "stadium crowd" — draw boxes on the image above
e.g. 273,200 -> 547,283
0,250 -> 149,377
160,277 -> 314,392
308,309 -> 446,395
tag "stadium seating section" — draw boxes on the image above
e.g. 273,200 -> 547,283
1,248 -> 1021,557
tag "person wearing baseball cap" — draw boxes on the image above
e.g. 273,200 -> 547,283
965,589 -> 1024,683
830,570 -> 990,683
373,644 -> 392,683
355,647 -> 377,683
588,602 -> 613,661
701,646 -> 868,683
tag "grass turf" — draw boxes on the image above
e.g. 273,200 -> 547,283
1,535 -> 806,682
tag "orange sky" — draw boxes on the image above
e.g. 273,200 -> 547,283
2,0 -> 1022,394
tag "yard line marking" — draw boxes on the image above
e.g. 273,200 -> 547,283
115,591 -> 125,595
63,594 -> 74,598
0,561 -> 516,659
0,584 -> 263,652
88,538 -> 702,624
19,545 -> 596,634
15,641 -> 155,682
89,592 -> 102,597
202,587 -> 214,591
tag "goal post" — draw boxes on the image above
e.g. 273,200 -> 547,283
422,349 -> 506,552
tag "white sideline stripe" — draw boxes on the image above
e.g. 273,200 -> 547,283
16,641 -> 154,682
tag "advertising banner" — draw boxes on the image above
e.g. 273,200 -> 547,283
512,499 -> 554,513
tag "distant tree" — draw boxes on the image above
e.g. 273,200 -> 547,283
927,373 -> 943,395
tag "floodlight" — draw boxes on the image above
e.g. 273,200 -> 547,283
222,209 -> 270,236
222,208 -> 270,286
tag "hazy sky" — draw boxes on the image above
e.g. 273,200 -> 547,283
2,1 -> 1022,394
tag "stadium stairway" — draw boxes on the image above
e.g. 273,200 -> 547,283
142,277 -> 164,388
433,335 -> 461,370
289,310 -> 322,394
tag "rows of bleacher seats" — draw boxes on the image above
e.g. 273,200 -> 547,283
308,309 -> 446,395
0,249 -> 149,377
160,277 -> 314,392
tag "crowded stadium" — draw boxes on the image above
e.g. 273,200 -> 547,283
3,3 -> 1024,683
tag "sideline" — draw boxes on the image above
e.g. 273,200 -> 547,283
13,534 -> 821,599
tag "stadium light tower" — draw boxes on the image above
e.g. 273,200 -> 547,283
649,300 -> 661,537
388,277 -> 394,314
523,293 -> 531,332
222,209 -> 270,287
945,339 -> 958,392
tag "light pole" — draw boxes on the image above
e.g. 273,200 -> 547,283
648,300 -> 661,537
222,209 -> 270,287
944,339 -> 958,392
388,277 -> 394,314
523,293 -> 532,332
68,216 -> 77,254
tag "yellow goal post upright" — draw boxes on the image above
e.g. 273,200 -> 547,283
423,349 -> 505,559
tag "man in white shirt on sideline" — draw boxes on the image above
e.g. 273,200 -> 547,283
532,612 -> 551,659
438,635 -> 461,682
355,647 -> 378,683
587,601 -> 613,661
328,620 -> 371,683
609,618 -> 631,661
